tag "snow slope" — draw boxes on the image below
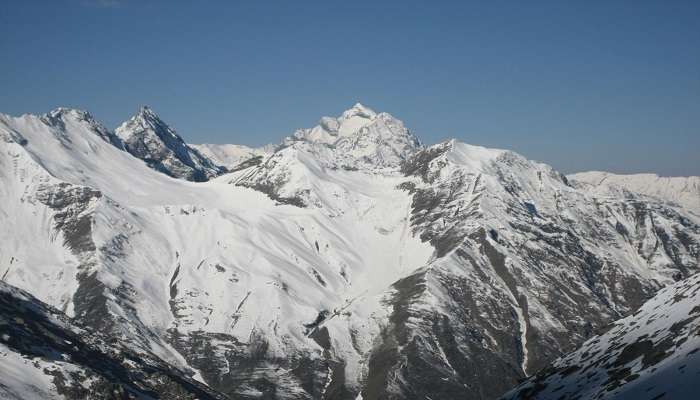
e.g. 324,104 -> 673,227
502,272 -> 700,400
1,103 -> 699,400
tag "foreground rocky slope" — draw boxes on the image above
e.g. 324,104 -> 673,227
502,272 -> 700,400
1,104 -> 698,399
0,281 -> 225,400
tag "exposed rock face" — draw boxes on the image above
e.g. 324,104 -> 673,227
116,106 -> 224,181
501,272 -> 700,400
0,104 -> 698,399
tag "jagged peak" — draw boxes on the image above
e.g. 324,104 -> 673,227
132,105 -> 165,127
113,106 -> 223,181
136,105 -> 159,121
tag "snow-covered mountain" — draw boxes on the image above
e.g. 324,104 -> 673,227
502,271 -> 700,400
0,103 -> 698,399
116,106 -> 225,181
569,171 -> 700,215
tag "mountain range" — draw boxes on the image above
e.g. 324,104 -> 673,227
1,103 -> 698,399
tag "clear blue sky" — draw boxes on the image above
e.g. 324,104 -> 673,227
2,1 -> 699,175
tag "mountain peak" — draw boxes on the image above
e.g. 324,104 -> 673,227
290,103 -> 415,143
277,103 -> 421,170
117,106 -> 178,142
137,105 -> 158,120
340,102 -> 377,120
126,106 -> 172,136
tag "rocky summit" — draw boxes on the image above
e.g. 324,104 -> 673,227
1,104 -> 698,399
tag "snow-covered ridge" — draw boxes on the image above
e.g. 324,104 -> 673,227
569,171 -> 700,214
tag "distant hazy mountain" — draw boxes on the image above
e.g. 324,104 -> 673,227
191,143 -> 275,170
569,171 -> 700,215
